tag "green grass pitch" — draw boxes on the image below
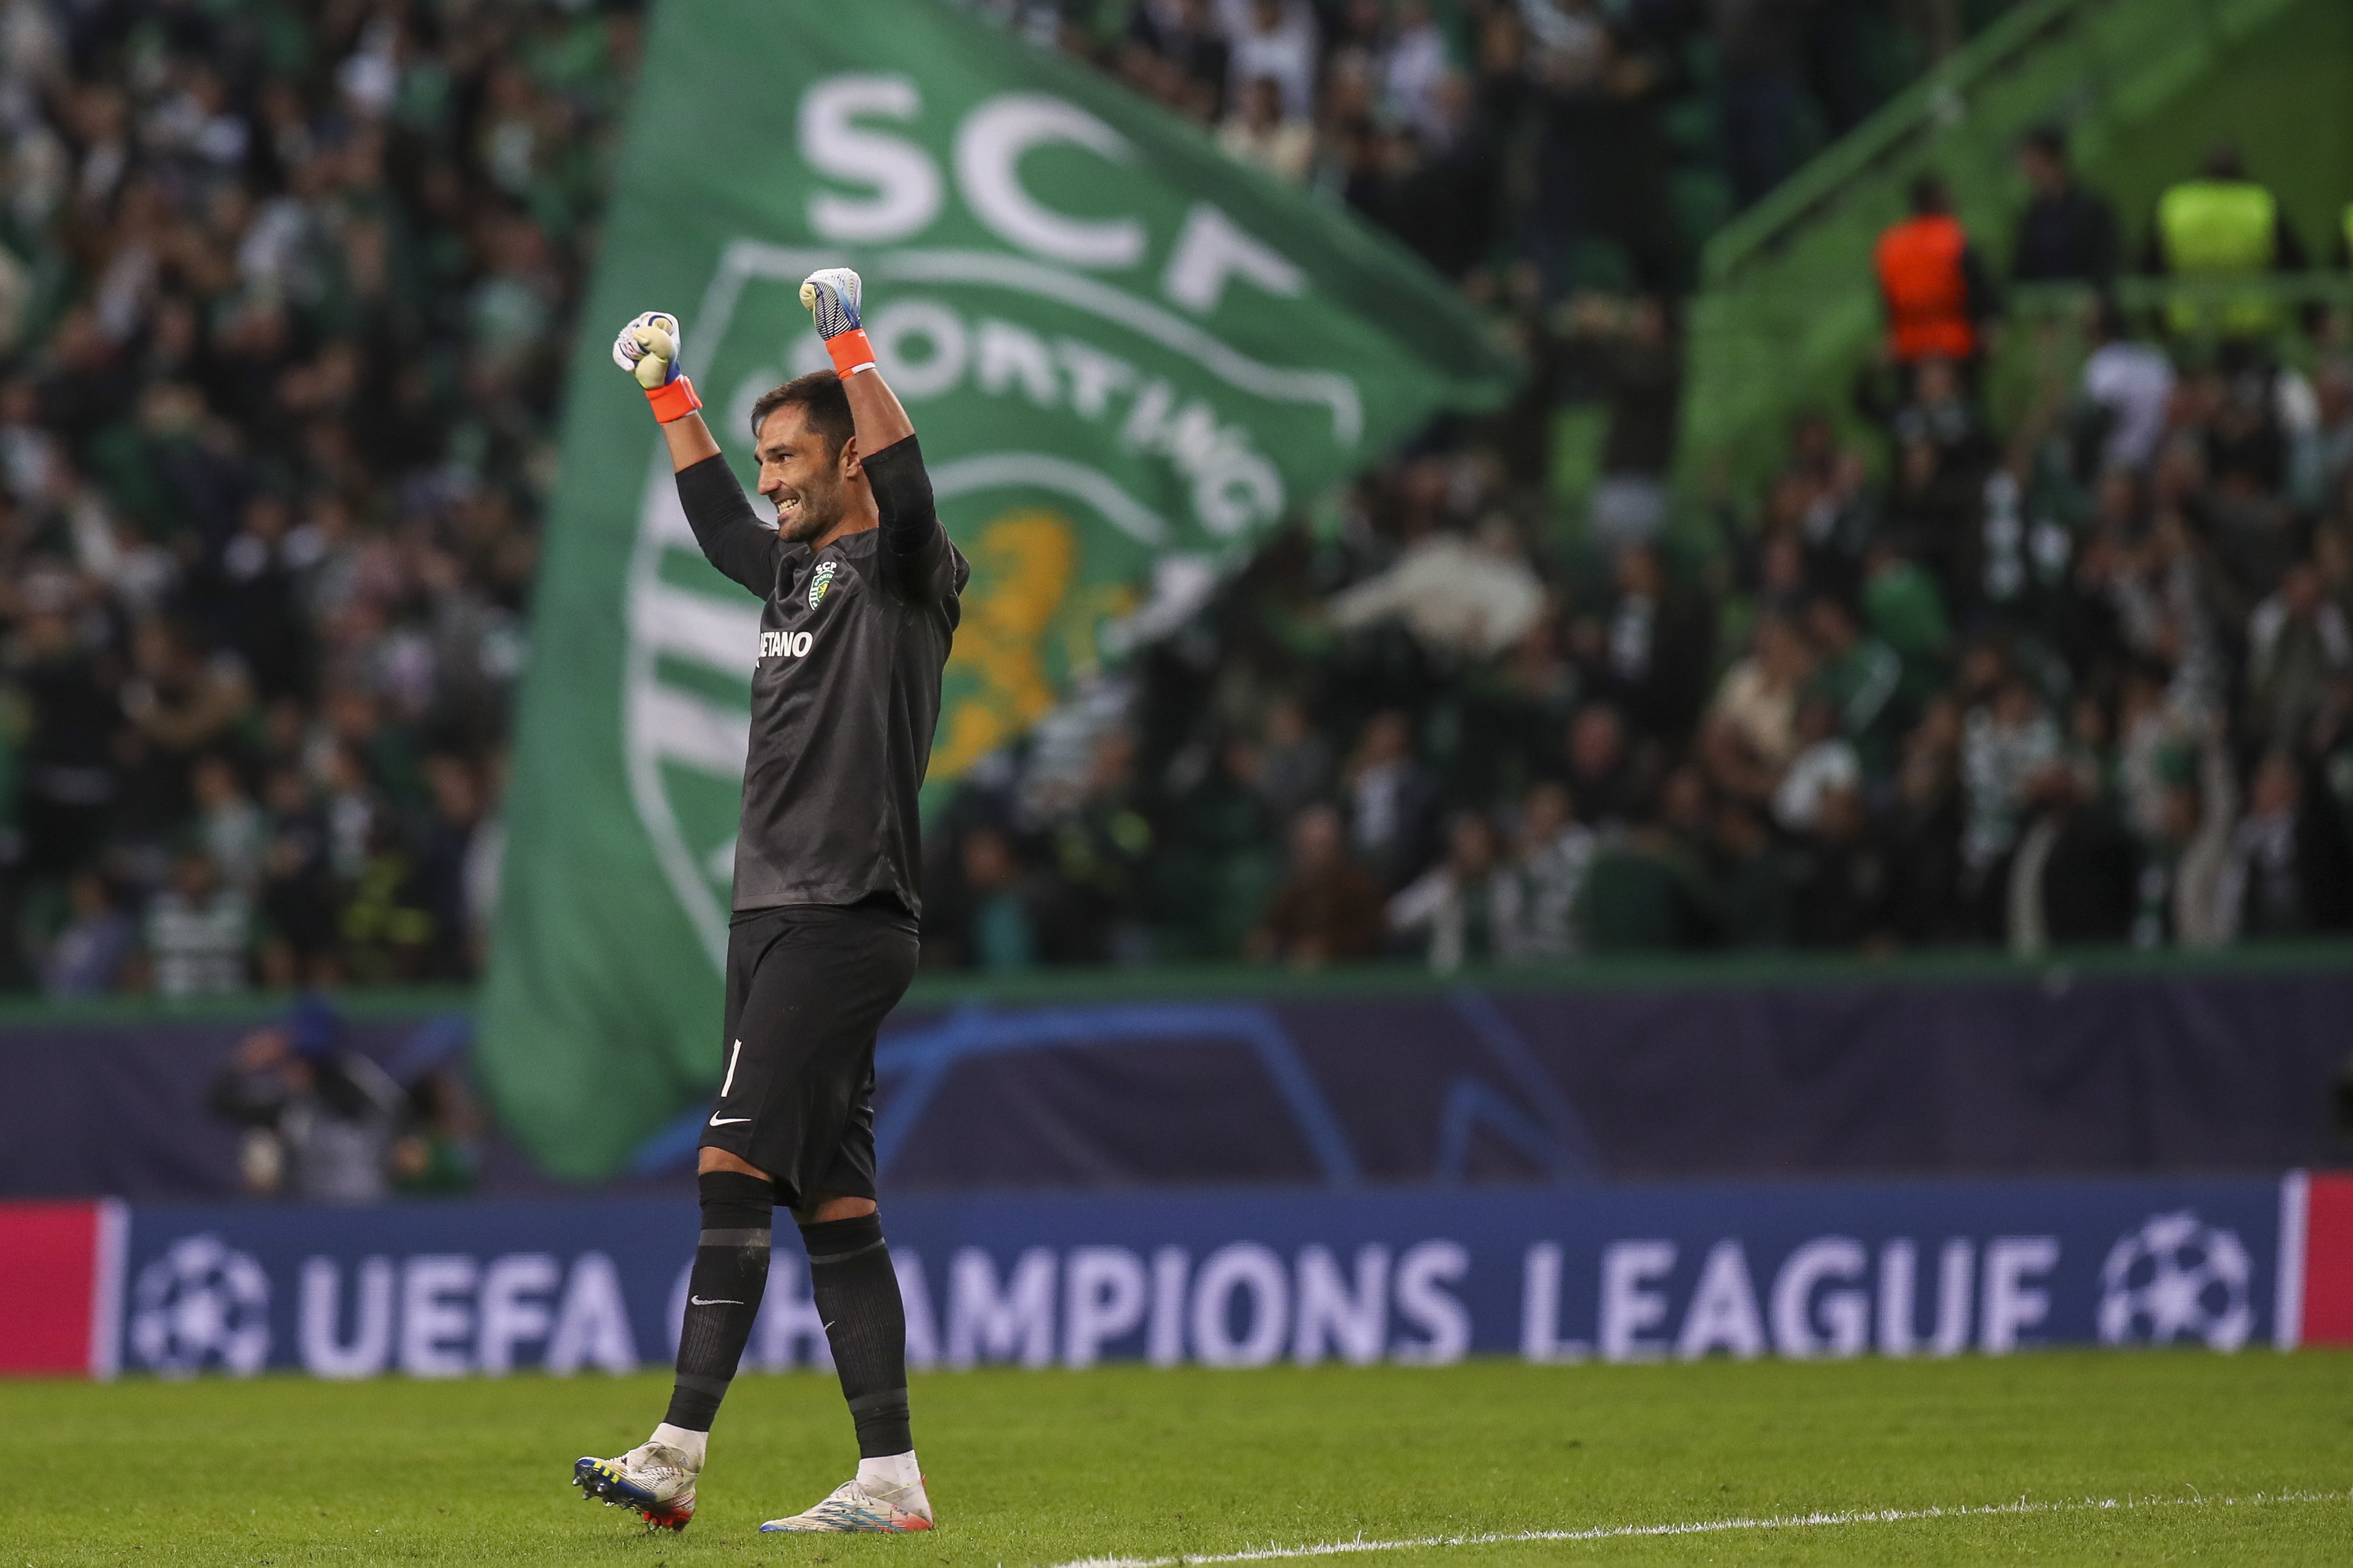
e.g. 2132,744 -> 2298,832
8,1352 -> 2350,1566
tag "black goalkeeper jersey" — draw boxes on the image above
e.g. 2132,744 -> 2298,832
673,437 -> 968,918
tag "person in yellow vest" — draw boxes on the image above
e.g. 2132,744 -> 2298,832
2144,145 -> 2307,339
1874,173 -> 1999,383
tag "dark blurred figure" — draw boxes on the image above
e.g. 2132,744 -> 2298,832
1252,698 -> 1333,822
418,754 -> 487,980
1249,803 -> 1387,969
1040,730 -> 1156,965
1804,0 -> 1891,136
1218,73 -> 1314,184
338,812 -> 440,986
1499,779 -> 1592,961
1387,809 -> 1513,972
1123,0 -> 1231,121
2132,764 -> 2235,950
2245,560 -> 2352,756
1527,12 -> 1684,294
1578,542 -> 1715,744
1882,699 -> 1973,945
1872,353 -> 1997,472
204,493 -> 314,703
958,825 -> 1041,973
9,576 -> 121,880
1580,768 -> 1722,951
2003,763 -> 2139,953
1861,542 -> 1955,709
256,765 -> 344,989
2218,752 -> 2353,939
1714,0 -> 1808,209
1348,111 -> 1500,283
1562,702 -> 1647,829
1152,729 -> 1281,959
208,995 -> 406,1203
1805,593 -> 1905,769
1561,293 -> 1685,548
2010,124 -> 2119,287
1708,799 -> 1794,947
1342,709 -> 1440,890
393,1065 -> 482,1196
140,848 -> 252,997
115,618 -> 252,846
1856,355 -> 1998,601
39,869 -> 135,997
1788,783 -> 1894,949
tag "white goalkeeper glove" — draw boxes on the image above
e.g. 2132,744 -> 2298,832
801,268 -> 877,379
612,309 -> 702,422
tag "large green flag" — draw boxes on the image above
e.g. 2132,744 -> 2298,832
481,0 -> 1519,1180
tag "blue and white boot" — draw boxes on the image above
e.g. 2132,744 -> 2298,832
760,1474 -> 933,1533
573,1439 -> 698,1533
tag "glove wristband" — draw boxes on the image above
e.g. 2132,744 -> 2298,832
826,328 -> 878,380
645,373 -> 702,423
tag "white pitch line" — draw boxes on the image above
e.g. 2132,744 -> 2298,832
1043,1488 -> 2353,1568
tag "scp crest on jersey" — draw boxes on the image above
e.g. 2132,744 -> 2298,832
809,561 -> 838,610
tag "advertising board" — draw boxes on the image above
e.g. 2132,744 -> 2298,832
9,1175 -> 2344,1379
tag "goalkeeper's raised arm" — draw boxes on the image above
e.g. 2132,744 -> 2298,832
612,306 -> 771,595
612,269 -> 949,603
612,308 -> 721,469
798,268 -> 952,605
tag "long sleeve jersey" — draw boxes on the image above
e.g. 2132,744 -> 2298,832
673,436 -> 968,916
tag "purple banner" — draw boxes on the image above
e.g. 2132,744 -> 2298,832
5,962 -> 2349,1200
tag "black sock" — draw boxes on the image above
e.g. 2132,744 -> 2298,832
663,1172 -> 774,1432
799,1213 -> 912,1457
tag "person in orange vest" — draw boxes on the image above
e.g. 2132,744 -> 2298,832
1874,173 -> 1998,379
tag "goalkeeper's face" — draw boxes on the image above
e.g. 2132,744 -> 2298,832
755,405 -> 852,545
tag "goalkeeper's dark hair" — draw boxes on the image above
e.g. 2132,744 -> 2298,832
750,371 -> 855,456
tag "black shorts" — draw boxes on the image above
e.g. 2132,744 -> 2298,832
701,900 -> 919,1209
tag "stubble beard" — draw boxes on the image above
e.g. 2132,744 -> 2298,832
776,479 -> 844,545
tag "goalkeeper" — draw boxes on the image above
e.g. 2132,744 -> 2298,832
574,271 -> 966,1536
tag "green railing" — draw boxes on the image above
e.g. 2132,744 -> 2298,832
1887,271 -> 2353,448
1679,0 -> 2317,494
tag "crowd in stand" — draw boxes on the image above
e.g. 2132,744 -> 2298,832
929,305 -> 2353,968
1052,0 -> 1992,295
7,0 -> 2349,993
921,4 -> 2353,971
0,0 -> 640,996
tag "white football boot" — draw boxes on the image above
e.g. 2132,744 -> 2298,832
759,1475 -> 934,1533
572,1440 -> 698,1532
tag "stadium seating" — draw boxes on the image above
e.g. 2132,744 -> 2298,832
4,0 -> 2350,994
